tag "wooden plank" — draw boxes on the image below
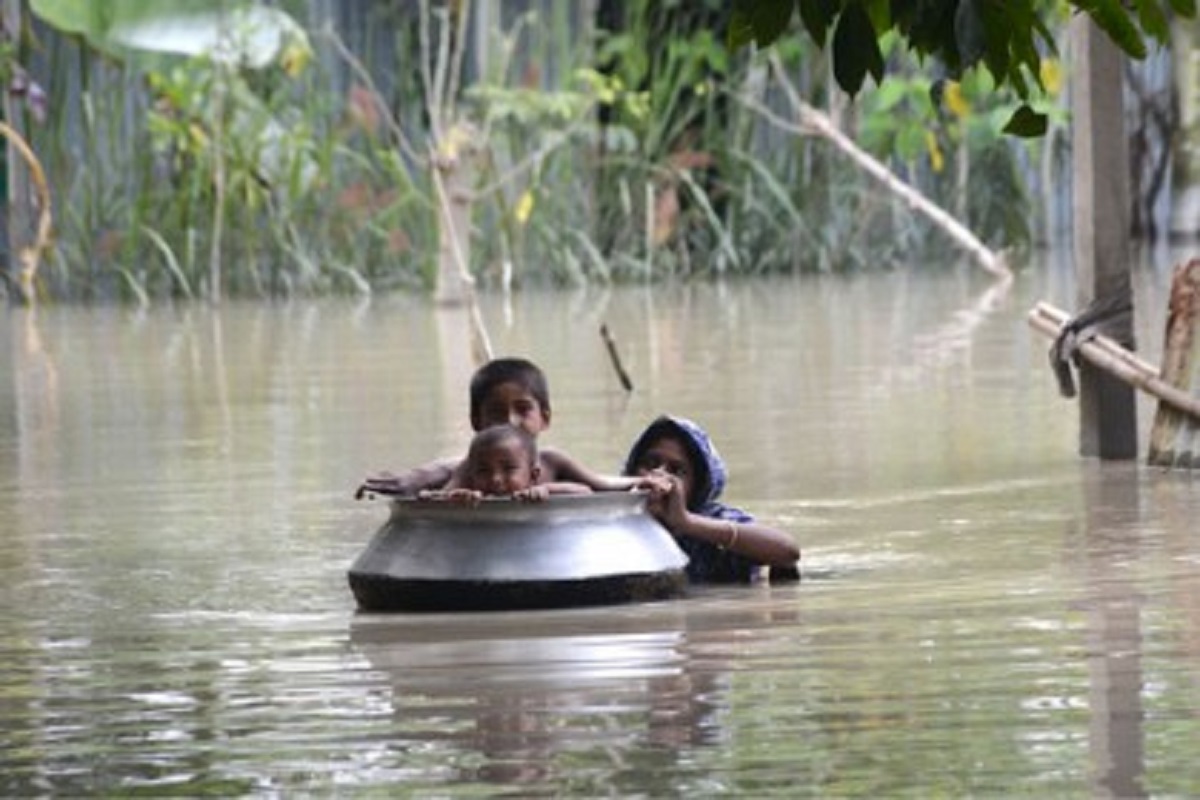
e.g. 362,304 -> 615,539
1071,16 -> 1138,459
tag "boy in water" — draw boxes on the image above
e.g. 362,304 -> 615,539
356,357 -> 648,498
418,424 -> 591,503
624,415 -> 800,583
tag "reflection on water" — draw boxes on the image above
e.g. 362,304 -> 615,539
1080,465 -> 1145,799
3,266 -> 1200,795
345,589 -> 807,793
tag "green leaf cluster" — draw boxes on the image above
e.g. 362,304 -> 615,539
728,0 -> 1196,136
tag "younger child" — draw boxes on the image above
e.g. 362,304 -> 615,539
356,357 -> 649,498
418,424 -> 591,504
624,415 -> 800,583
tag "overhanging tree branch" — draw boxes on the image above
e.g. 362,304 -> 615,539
743,53 -> 1011,281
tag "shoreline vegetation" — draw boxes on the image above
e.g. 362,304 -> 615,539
5,1 -> 1063,306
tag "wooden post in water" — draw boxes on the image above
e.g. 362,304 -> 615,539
1070,17 -> 1138,459
1147,260 -> 1200,467
431,124 -> 476,307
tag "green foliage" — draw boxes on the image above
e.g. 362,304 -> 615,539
595,8 -> 732,160
832,3 -> 884,95
146,62 -> 319,199
852,30 -> 1058,254
729,0 -> 1195,135
22,0 -> 1058,301
1003,105 -> 1048,137
27,1 -> 427,300
797,0 -> 841,48
465,79 -> 592,127
30,0 -> 127,38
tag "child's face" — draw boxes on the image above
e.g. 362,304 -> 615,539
466,439 -> 538,496
474,381 -> 550,435
630,435 -> 695,505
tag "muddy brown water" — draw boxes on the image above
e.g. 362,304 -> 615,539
2,260 -> 1199,796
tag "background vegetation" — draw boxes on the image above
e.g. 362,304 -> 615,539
0,0 -> 1182,303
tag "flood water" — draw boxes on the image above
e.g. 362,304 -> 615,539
3,259 -> 1200,796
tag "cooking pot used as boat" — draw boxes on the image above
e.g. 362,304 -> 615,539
348,491 -> 689,612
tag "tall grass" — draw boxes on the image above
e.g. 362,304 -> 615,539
21,1 -> 1050,303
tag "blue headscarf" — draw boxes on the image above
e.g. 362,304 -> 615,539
624,416 -> 759,583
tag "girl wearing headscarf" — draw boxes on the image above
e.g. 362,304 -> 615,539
624,415 -> 800,583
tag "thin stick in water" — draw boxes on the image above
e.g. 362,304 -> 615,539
600,324 -> 634,392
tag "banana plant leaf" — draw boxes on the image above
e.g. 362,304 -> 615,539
30,0 -> 309,71
31,0 -> 317,195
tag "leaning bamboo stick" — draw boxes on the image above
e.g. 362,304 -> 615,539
1147,260 -> 1200,466
1031,302 -> 1160,379
1028,301 -> 1200,420
756,53 -> 1011,281
0,121 -> 53,306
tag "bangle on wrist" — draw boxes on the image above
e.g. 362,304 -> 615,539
723,521 -> 739,550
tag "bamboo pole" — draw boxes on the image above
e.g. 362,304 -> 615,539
430,128 -> 494,365
209,73 -> 226,303
327,2 -> 493,364
1028,301 -> 1200,421
1147,260 -> 1200,466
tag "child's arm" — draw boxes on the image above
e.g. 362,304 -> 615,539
513,481 -> 593,502
440,458 -> 471,490
539,447 -> 650,492
355,456 -> 460,499
417,487 -> 484,505
418,483 -> 591,503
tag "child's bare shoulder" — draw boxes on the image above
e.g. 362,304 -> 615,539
537,446 -> 573,480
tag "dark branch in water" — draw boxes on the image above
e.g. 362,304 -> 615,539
600,323 -> 634,393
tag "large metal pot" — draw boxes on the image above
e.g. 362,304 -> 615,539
348,491 -> 689,612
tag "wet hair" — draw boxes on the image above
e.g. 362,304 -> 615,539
469,357 -> 551,426
468,424 -> 538,467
